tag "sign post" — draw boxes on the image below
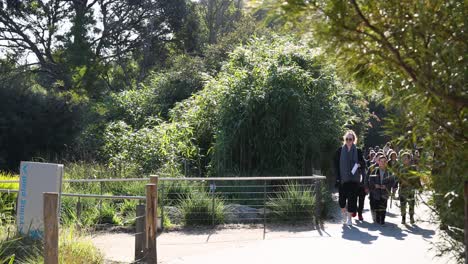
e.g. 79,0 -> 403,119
17,162 -> 63,238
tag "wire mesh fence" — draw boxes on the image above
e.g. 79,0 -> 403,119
159,178 -> 324,229
1,175 -> 326,230
1,175 -> 327,263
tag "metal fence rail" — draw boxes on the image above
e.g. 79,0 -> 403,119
1,176 -> 326,228
0,175 -> 325,184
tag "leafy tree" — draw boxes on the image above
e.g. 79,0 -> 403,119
106,54 -> 208,128
171,36 -> 368,177
257,0 -> 467,260
203,14 -> 264,73
0,64 -> 84,171
199,0 -> 243,44
0,0 -> 192,95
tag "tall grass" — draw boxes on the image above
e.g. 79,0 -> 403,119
159,181 -> 202,206
179,191 -> 225,226
0,226 -> 104,264
267,182 -> 316,223
60,163 -> 145,228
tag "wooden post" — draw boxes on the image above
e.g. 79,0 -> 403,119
43,192 -> 59,264
150,175 -> 159,229
146,183 -> 158,263
315,180 -> 322,225
135,204 -> 146,262
464,181 -> 468,264
150,175 -> 158,185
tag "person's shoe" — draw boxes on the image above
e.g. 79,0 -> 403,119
401,215 -> 406,225
352,212 -> 357,218
410,215 -> 415,224
342,211 -> 348,224
358,213 -> 364,221
346,216 -> 352,226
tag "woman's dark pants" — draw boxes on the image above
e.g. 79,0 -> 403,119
339,182 -> 359,213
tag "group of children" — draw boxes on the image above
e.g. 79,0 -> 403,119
335,130 -> 422,226
365,144 -> 422,225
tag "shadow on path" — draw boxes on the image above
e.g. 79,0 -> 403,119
341,225 -> 378,244
405,224 -> 435,239
378,222 -> 408,240
354,220 -> 407,240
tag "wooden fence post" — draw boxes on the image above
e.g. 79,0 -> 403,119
464,181 -> 468,264
150,176 -> 159,230
135,204 -> 146,262
43,192 -> 59,264
146,182 -> 158,263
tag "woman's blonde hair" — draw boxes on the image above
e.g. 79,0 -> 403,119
342,130 -> 358,145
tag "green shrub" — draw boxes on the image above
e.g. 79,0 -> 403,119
101,120 -> 198,174
161,209 -> 173,229
58,228 -> 104,264
60,196 -> 103,228
160,181 -> 202,206
60,197 -> 80,227
93,202 -> 122,226
267,182 -> 316,223
170,36 -> 364,177
119,200 -> 137,218
179,191 -> 224,226
0,172 -> 19,225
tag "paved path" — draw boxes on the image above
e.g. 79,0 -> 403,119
92,195 -> 454,264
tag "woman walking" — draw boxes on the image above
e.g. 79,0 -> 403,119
334,130 -> 366,226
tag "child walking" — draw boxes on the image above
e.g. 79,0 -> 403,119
369,153 -> 396,225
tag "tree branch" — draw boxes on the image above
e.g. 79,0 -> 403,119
349,0 -> 468,109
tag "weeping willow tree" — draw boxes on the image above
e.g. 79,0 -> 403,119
171,36 -> 369,177
252,0 -> 467,261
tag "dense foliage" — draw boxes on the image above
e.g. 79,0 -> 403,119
0,71 -> 84,170
0,0 -> 249,171
171,37 -> 368,177
258,0 -> 467,261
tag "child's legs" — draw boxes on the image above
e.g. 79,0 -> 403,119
400,195 -> 407,216
376,199 -> 387,223
408,194 -> 416,216
381,199 -> 388,223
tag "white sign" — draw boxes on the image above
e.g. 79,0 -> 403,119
17,162 -> 63,238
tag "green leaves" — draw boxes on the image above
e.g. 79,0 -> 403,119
171,36 -> 366,176
261,0 -> 467,260
102,120 -> 198,175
